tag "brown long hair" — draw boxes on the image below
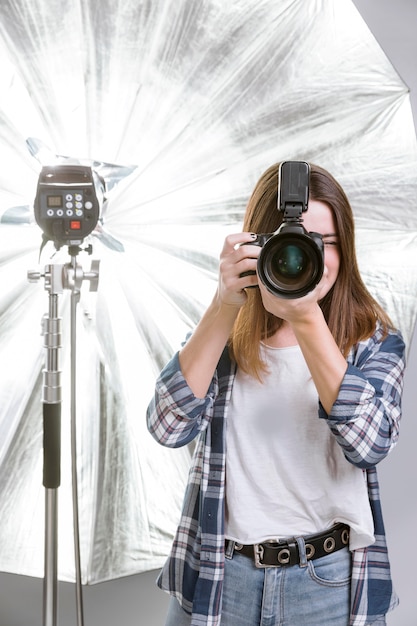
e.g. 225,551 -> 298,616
229,162 -> 392,379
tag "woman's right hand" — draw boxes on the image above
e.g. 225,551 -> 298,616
216,232 -> 261,308
178,232 -> 260,398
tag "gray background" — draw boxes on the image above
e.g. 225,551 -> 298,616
1,0 -> 416,624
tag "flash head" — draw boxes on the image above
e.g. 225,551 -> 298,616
34,164 -> 104,247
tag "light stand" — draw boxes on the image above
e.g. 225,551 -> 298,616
28,248 -> 100,626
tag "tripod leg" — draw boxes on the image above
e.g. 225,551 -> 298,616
43,488 -> 58,626
70,287 -> 84,626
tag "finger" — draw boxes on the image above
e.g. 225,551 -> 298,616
236,254 -> 259,278
223,232 -> 257,253
240,272 -> 259,290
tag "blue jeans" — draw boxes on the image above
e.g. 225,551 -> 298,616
164,541 -> 386,625
222,540 -> 351,625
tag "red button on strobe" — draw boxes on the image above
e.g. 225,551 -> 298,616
70,220 -> 82,230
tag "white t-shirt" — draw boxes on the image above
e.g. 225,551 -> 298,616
225,343 -> 375,551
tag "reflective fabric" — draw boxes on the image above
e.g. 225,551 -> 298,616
0,0 -> 416,584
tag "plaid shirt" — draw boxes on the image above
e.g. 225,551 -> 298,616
147,325 -> 405,626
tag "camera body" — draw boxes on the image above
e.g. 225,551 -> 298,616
34,164 -> 104,247
244,161 -> 324,299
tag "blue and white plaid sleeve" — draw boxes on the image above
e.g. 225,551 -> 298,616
147,351 -> 218,448
319,327 -> 406,469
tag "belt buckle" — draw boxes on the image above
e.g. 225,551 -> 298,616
254,543 -> 267,568
254,541 -> 292,568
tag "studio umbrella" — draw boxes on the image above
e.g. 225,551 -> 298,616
0,0 -> 416,586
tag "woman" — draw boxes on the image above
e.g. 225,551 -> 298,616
147,162 -> 405,626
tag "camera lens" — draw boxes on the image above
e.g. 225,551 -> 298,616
272,244 -> 308,279
257,229 -> 324,299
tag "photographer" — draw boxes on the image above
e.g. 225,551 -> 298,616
147,163 -> 405,626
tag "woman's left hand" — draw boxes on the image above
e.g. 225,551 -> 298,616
258,265 -> 332,324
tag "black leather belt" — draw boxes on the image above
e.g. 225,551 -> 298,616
226,523 -> 350,569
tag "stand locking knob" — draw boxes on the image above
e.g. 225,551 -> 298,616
28,270 -> 43,283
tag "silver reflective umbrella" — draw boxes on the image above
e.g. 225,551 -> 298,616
0,0 -> 416,585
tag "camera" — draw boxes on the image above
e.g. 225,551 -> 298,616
34,164 -> 104,247
244,161 -> 324,299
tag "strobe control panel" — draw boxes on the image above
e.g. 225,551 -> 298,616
34,164 -> 104,245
